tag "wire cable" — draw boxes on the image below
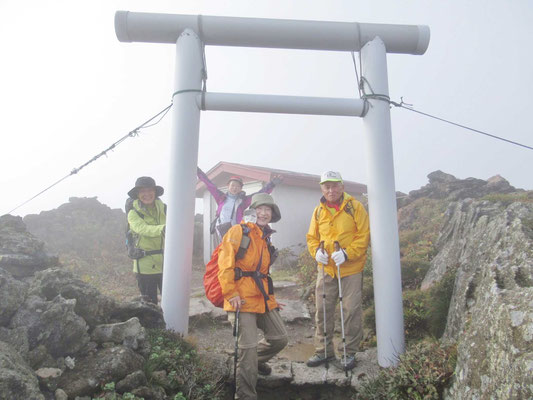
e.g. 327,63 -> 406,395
395,103 -> 533,151
5,103 -> 172,216
350,51 -> 362,98
356,71 -> 533,151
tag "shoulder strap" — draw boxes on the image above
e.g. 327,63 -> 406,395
315,200 -> 355,220
126,198 -> 144,220
235,224 -> 251,259
344,198 -> 355,218
314,205 -> 322,221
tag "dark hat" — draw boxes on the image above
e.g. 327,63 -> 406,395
249,193 -> 281,223
128,176 -> 164,198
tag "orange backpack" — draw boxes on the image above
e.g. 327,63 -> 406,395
204,224 -> 251,308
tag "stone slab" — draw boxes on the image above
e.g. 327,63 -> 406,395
257,361 -> 292,388
291,361 -> 351,386
274,281 -> 297,289
189,298 -> 226,321
278,299 -> 311,323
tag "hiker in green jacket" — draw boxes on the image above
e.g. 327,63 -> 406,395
127,176 -> 166,304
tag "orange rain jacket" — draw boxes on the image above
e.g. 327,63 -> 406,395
218,222 -> 279,313
307,193 -> 370,278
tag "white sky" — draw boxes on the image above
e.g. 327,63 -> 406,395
1,0 -> 532,217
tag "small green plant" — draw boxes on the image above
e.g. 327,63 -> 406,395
481,192 -> 533,207
297,249 -> 318,300
102,382 -> 116,392
356,340 -> 457,399
402,290 -> 430,340
145,329 -> 226,400
361,253 -> 374,307
426,266 -> 457,338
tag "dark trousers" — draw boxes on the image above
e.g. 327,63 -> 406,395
136,273 -> 162,304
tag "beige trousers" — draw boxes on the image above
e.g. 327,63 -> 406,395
228,309 -> 288,400
314,270 -> 363,356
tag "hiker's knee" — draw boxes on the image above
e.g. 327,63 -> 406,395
269,336 -> 288,352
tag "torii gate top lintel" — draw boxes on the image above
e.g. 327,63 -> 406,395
115,10 -> 430,55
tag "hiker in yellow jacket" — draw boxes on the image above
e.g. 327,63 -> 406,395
218,193 -> 288,400
306,171 -> 370,370
127,176 -> 166,304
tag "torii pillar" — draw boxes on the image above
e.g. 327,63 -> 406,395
115,11 -> 430,367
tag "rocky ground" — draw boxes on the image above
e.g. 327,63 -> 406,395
188,274 -> 317,364
186,265 -> 381,398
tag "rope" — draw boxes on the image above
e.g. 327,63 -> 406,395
5,103 -> 173,216
358,75 -> 533,151
351,51 -> 362,98
196,15 -> 208,110
171,89 -> 203,99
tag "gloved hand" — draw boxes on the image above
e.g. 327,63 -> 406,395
315,248 -> 329,265
331,248 -> 347,266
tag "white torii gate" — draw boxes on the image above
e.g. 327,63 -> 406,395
115,11 -> 430,367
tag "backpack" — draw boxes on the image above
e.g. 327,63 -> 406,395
204,224 -> 251,307
125,197 -> 167,260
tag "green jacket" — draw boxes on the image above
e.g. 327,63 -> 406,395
128,198 -> 166,274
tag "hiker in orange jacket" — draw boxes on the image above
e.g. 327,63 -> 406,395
218,193 -> 288,400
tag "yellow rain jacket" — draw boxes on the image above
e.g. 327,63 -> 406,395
218,222 -> 279,313
128,198 -> 166,275
307,193 -> 370,278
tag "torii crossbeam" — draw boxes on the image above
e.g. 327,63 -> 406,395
115,11 -> 430,367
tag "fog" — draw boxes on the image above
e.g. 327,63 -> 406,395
1,0 -> 532,216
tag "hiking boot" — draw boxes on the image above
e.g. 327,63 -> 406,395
258,362 -> 272,376
335,355 -> 357,371
306,353 -> 336,367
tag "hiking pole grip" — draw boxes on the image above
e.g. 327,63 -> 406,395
334,241 -> 341,252
318,241 -> 326,265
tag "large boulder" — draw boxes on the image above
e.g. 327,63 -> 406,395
91,317 -> 145,350
0,267 -> 28,326
56,345 -> 145,398
29,268 -> 116,328
402,171 -> 518,208
9,295 -> 90,357
0,215 -> 58,279
110,299 -> 165,329
0,326 -> 29,359
0,340 -> 44,400
421,199 -> 533,399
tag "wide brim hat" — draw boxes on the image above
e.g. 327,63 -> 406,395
128,176 -> 164,198
249,193 -> 281,223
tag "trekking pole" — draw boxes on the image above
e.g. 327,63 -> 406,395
334,241 -> 349,377
233,309 -> 240,400
318,241 -> 329,382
